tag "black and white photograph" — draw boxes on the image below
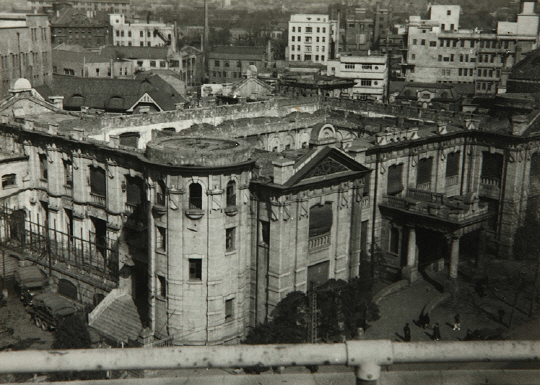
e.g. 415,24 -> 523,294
0,0 -> 539,383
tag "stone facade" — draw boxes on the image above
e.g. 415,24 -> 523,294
0,92 -> 538,345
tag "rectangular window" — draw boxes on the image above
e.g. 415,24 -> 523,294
226,227 -> 235,251
225,298 -> 234,321
387,164 -> 403,195
360,79 -> 372,86
421,39 -> 426,45
260,221 -> 270,246
157,275 -> 166,297
429,41 -> 436,47
417,157 -> 433,186
446,152 -> 460,177
156,226 -> 166,251
189,259 -> 202,280
2,174 -> 16,189
39,154 -> 48,180
64,159 -> 73,186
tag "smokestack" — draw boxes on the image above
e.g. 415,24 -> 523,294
204,0 -> 209,53
336,9 -> 341,56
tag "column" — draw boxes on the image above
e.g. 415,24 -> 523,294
401,225 -> 418,283
449,235 -> 460,280
407,226 -> 416,267
445,234 -> 460,294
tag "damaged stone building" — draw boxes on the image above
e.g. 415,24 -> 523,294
0,75 -> 539,346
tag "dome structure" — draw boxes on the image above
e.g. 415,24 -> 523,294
9,78 -> 32,94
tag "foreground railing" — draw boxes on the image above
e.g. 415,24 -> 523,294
0,340 -> 539,384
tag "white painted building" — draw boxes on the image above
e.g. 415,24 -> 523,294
109,14 -> 175,48
288,14 -> 337,65
327,54 -> 388,101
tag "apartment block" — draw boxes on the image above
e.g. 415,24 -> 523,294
0,13 -> 52,99
327,54 -> 387,101
288,14 -> 337,65
109,14 -> 175,48
404,2 -> 540,95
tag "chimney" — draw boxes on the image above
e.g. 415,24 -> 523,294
48,96 -> 64,110
511,114 -> 529,135
272,158 -> 295,185
109,135 -> 120,148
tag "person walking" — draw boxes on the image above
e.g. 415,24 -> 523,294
404,323 -> 411,342
424,313 -> 431,329
433,323 -> 441,341
453,313 -> 461,331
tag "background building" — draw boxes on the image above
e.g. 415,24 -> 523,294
288,14 -> 338,65
109,13 -> 175,48
327,53 -> 388,101
0,13 -> 52,99
404,2 -> 540,95
50,7 -> 111,48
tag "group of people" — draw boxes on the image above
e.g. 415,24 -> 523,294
402,313 -> 461,342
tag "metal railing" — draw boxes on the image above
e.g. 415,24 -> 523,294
0,340 -> 539,384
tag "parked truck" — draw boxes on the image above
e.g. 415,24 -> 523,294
13,266 -> 48,306
29,292 -> 78,331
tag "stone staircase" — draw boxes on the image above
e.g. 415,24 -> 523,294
89,292 -> 143,345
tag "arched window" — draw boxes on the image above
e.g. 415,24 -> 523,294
226,180 -> 236,207
309,203 -> 333,238
189,183 -> 203,209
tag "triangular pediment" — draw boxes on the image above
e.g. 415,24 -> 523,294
304,156 -> 351,179
282,147 -> 370,188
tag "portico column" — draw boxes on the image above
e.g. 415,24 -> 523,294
449,235 -> 460,280
401,225 -> 418,283
407,226 -> 416,267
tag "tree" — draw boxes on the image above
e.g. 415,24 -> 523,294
512,196 -> 540,318
50,315 -> 106,381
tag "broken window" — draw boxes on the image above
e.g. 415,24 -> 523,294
63,159 -> 73,187
156,180 -> 166,206
481,152 -> 503,181
309,203 -> 333,238
417,157 -> 433,186
225,298 -> 234,321
2,174 -> 16,189
446,152 -> 460,177
125,176 -> 143,206
90,167 -> 106,197
119,132 -> 140,148
39,153 -> 48,180
387,164 -> 403,195
189,183 -> 202,209
157,275 -> 166,297
226,180 -> 236,207
226,227 -> 236,251
189,258 -> 202,280
260,220 -> 270,246
156,226 -> 166,251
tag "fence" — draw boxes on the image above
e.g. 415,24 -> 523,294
0,207 -> 118,282
0,340 -> 539,384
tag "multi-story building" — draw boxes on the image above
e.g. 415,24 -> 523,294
0,13 -> 52,99
288,14 -> 338,65
109,14 -> 175,48
27,0 -> 131,14
208,46 -> 269,84
1,58 -> 540,345
404,2 -> 540,95
50,8 -> 111,48
327,54 -> 388,101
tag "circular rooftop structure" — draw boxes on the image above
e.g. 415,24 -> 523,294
10,78 -> 32,93
146,136 -> 253,167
